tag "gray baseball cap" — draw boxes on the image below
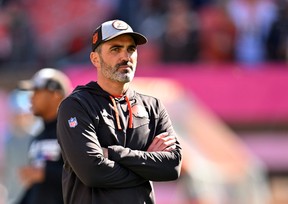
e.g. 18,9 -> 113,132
18,68 -> 72,96
92,20 -> 147,51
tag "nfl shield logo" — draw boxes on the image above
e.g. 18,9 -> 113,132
68,117 -> 78,128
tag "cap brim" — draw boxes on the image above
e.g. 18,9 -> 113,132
130,32 -> 148,45
105,32 -> 148,45
18,80 -> 35,91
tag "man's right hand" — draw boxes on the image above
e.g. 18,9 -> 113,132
147,132 -> 177,152
18,165 -> 45,188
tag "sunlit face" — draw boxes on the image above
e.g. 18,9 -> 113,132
92,34 -> 138,83
31,89 -> 52,117
30,89 -> 63,120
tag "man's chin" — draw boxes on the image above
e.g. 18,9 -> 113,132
117,75 -> 134,83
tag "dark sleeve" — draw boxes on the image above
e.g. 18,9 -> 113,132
57,97 -> 146,188
108,102 -> 182,181
43,158 -> 63,185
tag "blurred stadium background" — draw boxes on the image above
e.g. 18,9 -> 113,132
1,0 -> 288,203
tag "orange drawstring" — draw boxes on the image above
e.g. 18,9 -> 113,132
125,96 -> 133,128
109,95 -> 133,130
109,96 -> 122,130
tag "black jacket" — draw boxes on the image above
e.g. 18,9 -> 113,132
19,120 -> 63,204
57,81 -> 182,204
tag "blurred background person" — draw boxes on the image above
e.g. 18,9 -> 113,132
17,68 -> 72,204
160,0 -> 200,63
0,1 -> 38,68
198,1 -> 236,64
226,0 -> 278,64
266,0 -> 288,62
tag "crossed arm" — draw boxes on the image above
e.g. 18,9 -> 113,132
102,132 -> 177,157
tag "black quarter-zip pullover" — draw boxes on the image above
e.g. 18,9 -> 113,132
57,81 -> 182,204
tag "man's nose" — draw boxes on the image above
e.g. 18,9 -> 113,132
120,50 -> 131,61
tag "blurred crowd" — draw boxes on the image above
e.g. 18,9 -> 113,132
0,0 -> 288,70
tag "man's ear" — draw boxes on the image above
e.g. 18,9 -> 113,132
53,91 -> 64,101
90,52 -> 99,67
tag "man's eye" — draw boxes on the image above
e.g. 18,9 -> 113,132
128,47 -> 136,52
111,47 -> 120,52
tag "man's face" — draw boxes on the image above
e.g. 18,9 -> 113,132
31,89 -> 52,117
31,89 -> 63,121
92,34 -> 138,83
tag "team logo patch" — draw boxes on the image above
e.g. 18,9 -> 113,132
92,32 -> 98,44
112,20 -> 128,30
131,105 -> 148,118
68,117 -> 78,128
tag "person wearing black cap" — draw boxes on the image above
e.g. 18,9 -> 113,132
17,68 -> 72,204
57,20 -> 182,204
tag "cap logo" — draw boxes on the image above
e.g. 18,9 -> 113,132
112,20 -> 128,30
92,32 -> 98,44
